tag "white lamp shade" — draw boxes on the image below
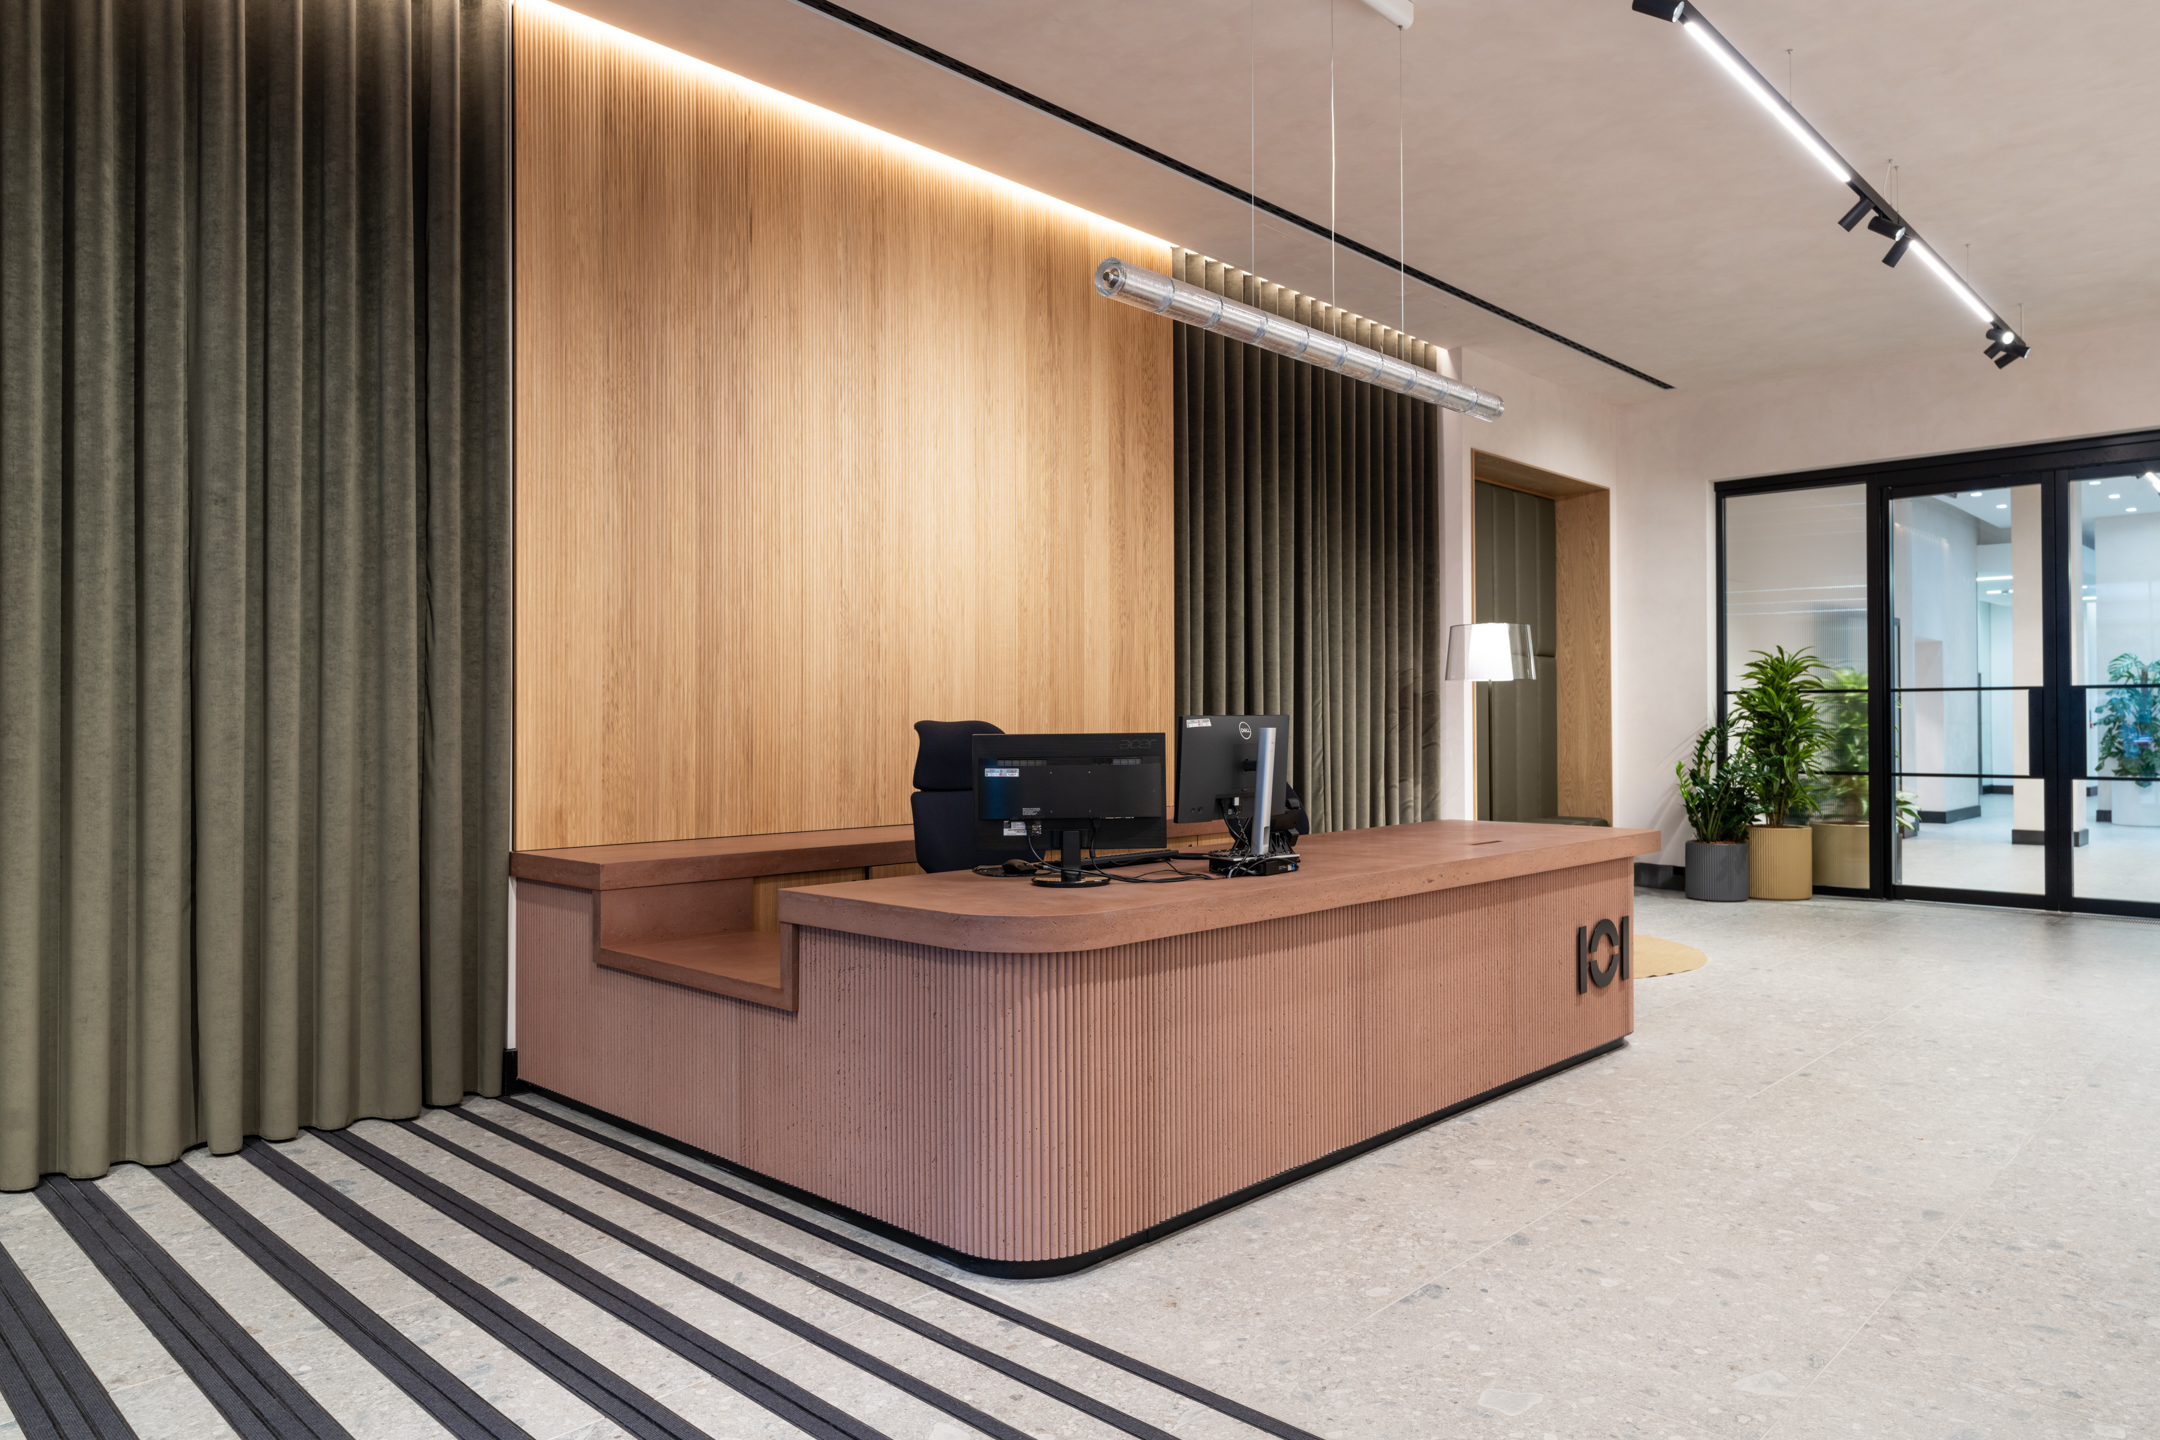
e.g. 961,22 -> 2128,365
1445,623 -> 1536,682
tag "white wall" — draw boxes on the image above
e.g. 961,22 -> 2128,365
1445,312 -> 2160,863
1438,347 -> 1625,822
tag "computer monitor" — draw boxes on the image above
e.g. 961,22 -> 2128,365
1174,715 -> 1291,824
971,733 -> 1168,864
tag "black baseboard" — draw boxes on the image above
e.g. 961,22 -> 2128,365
519,1036 -> 1630,1278
1919,805 -> 1983,825
2012,829 -> 2090,847
1982,784 -> 2014,795
2098,810 -> 2112,822
502,1049 -> 521,1092
1634,862 -> 1686,891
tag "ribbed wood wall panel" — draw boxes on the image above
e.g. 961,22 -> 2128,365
513,2 -> 1174,849
516,860 -> 1633,1262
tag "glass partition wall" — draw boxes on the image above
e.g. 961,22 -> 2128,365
2071,463 -> 2160,906
1717,434 -> 2160,918
1722,485 -> 1873,891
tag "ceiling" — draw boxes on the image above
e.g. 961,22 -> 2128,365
559,0 -> 2160,401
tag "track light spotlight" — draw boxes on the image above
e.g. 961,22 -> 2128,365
1867,214 -> 1902,239
1992,341 -> 2029,369
1631,0 -> 1686,17
1838,195 -> 1874,231
1882,231 -> 1912,267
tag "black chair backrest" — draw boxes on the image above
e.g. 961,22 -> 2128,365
910,720 -> 1024,873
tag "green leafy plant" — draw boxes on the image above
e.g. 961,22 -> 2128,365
1809,664 -> 1870,822
1731,646 -> 1829,828
1894,788 -> 1920,838
1676,719 -> 1763,844
2094,653 -> 2160,787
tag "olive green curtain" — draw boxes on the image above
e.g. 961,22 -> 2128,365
1171,249 -> 1444,833
0,0 -> 512,1190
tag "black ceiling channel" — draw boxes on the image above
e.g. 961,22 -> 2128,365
785,0 -> 1675,391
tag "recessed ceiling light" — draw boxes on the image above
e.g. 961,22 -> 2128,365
2131,508 -> 2141,513
1995,504 -> 2007,509
2110,494 -> 2121,499
1986,589 -> 2003,595
2089,480 -> 2102,485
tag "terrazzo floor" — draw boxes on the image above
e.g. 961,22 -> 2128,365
3,890 -> 2154,1439
1898,790 -> 2160,901
951,889 -> 2160,1439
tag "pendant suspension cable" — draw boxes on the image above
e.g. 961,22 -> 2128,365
1329,0 -> 1337,321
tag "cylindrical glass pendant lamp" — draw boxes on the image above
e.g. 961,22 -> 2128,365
1094,258 -> 1505,422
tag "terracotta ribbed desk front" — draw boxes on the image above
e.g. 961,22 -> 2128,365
516,820 -> 1660,1273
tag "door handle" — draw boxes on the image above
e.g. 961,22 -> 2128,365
2068,687 -> 2087,780
2028,687 -> 2045,777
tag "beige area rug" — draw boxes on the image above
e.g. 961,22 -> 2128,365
1633,935 -> 1708,977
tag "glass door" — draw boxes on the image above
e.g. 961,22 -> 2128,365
1887,480 -> 2050,902
1720,432 -> 2160,916
2069,462 -> 2160,914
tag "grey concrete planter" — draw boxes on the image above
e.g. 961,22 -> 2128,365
1684,841 -> 1749,902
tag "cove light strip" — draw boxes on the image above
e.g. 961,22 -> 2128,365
1633,0 -> 2028,367
1094,259 -> 1504,421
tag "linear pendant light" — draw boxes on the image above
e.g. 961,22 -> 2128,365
1094,258 -> 1505,421
1632,0 -> 2030,367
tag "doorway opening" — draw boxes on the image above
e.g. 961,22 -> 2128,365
1472,452 -> 1611,824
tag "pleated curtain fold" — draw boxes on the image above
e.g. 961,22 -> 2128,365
0,0 -> 512,1190
1171,249 -> 1444,833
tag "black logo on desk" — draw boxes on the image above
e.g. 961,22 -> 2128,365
1576,918 -> 1631,995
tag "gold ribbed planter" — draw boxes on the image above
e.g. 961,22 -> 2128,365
1748,824 -> 1813,899
1811,821 -> 1870,890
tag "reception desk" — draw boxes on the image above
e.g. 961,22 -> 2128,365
514,819 -> 1661,1275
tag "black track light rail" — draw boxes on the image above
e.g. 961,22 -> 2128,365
784,0 -> 1676,389
1632,0 -> 2028,366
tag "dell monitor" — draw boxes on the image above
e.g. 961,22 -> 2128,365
972,733 -> 1167,887
1175,715 -> 1292,826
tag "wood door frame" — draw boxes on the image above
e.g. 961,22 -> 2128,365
1471,451 -> 1613,822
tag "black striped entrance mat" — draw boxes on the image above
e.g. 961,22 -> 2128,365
0,1097 -> 1323,1440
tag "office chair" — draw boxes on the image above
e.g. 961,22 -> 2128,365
910,720 -> 1030,873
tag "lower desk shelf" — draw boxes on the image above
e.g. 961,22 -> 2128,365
597,927 -> 797,1011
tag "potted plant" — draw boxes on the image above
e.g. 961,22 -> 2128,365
2095,653 -> 2160,826
1676,718 -> 1760,901
1808,665 -> 1870,888
1732,646 -> 1828,900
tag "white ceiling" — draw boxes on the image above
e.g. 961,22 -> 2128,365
558,0 -> 2160,400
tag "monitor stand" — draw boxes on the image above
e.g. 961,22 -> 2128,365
1208,725 -> 1300,877
1032,828 -> 1110,888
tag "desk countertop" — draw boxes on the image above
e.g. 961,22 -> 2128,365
779,820 -> 1660,953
